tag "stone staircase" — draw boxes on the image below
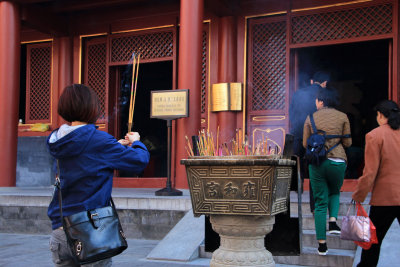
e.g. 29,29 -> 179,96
277,192 -> 369,266
200,191 -> 367,267
272,192 -> 357,266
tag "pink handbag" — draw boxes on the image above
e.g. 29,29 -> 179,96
340,202 -> 371,242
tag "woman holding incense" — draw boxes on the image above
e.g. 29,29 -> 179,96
353,100 -> 400,267
303,88 -> 352,256
47,84 -> 149,267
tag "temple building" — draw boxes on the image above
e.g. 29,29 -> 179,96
0,0 -> 398,190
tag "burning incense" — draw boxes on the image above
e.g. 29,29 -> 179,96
184,128 -> 281,157
185,136 -> 194,157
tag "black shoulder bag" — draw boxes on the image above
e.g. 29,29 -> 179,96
305,113 -> 351,166
54,161 -> 128,265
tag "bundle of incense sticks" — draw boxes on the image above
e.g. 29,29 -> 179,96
185,128 -> 281,157
252,137 -> 278,156
185,129 -> 216,157
128,52 -> 141,133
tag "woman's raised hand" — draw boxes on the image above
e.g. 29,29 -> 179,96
125,132 -> 140,144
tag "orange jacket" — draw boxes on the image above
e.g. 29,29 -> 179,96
352,124 -> 400,205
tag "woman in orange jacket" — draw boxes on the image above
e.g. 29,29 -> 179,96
353,100 -> 400,267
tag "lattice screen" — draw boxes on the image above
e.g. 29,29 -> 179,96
26,43 -> 52,123
111,31 -> 173,62
86,41 -> 107,121
201,30 -> 208,114
251,21 -> 286,111
291,3 -> 392,44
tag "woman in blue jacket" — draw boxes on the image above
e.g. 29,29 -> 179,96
47,84 -> 150,267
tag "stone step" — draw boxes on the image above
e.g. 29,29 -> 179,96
274,246 -> 355,267
302,230 -> 357,250
199,243 -> 212,259
0,187 -> 192,240
300,214 -> 351,230
290,202 -> 370,217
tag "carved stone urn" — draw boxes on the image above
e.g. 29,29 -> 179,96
181,156 -> 296,267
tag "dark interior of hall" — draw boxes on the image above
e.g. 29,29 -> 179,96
19,45 -> 27,123
117,61 -> 173,178
296,39 -> 389,178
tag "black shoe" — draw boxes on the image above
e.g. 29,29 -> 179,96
318,242 -> 328,255
329,221 -> 341,235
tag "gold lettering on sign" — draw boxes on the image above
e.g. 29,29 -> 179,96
211,83 -> 229,111
243,181 -> 256,199
229,83 -> 242,111
211,83 -> 242,112
206,181 -> 220,197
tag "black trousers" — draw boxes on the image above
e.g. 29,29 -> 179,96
357,206 -> 400,267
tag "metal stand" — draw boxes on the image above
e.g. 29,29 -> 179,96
155,119 -> 182,196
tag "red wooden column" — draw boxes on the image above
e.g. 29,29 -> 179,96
0,1 -> 20,186
58,37 -> 73,92
217,16 -> 237,144
175,0 -> 204,188
56,36 -> 73,127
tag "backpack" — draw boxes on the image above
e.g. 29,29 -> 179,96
305,113 -> 350,166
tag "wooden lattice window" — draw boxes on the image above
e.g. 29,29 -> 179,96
250,20 -> 286,111
85,38 -> 107,122
26,42 -> 52,123
201,29 -> 209,114
291,3 -> 393,44
110,30 -> 173,63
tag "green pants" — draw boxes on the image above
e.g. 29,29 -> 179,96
309,159 -> 346,240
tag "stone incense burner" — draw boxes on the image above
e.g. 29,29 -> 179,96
181,156 -> 296,267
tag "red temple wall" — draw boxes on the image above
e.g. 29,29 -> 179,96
11,0 -> 400,191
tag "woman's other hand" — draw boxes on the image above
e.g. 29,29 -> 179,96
118,139 -> 130,146
126,132 -> 140,144
351,193 -> 364,204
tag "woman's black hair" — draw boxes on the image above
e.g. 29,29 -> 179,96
374,100 -> 400,130
312,71 -> 331,84
316,88 -> 339,108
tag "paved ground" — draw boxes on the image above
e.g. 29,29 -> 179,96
0,234 -> 209,267
0,221 -> 399,267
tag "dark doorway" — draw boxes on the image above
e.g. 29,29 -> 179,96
296,40 -> 389,178
19,44 -> 27,123
114,61 -> 173,178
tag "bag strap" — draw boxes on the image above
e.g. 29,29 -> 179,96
54,160 -> 64,225
346,200 -> 358,216
326,134 -> 351,153
309,113 -> 318,134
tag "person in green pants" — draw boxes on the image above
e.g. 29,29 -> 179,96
303,88 -> 352,255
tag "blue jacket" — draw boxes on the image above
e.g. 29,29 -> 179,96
47,124 -> 150,229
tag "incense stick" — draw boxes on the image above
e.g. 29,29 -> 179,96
128,53 -> 140,133
128,54 -> 136,132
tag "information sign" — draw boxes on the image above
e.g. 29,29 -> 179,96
150,89 -> 189,119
